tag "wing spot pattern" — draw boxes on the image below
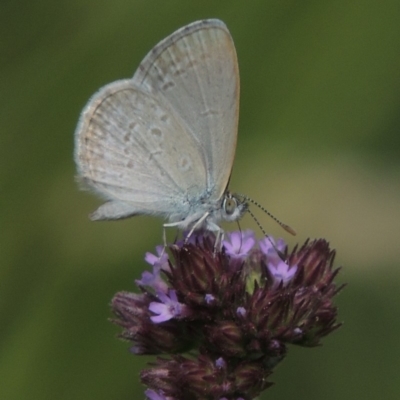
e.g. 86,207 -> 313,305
178,155 -> 192,172
150,127 -> 163,141
173,67 -> 185,77
149,150 -> 162,161
123,147 -> 131,156
186,59 -> 198,70
129,121 -> 137,130
161,81 -> 175,91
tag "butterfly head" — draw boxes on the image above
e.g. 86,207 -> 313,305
221,192 -> 248,223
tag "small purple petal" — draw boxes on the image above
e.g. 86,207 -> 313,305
136,265 -> 169,293
267,260 -> 298,287
259,237 -> 286,256
149,303 -> 174,323
205,293 -> 215,304
145,389 -> 168,400
236,307 -> 247,318
130,345 -> 146,355
149,290 -> 189,323
215,357 -> 226,369
223,230 -> 256,258
293,327 -> 303,340
159,290 -> 177,303
144,245 -> 170,272
259,236 -> 297,286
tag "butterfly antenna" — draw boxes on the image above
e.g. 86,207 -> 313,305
239,194 -> 296,236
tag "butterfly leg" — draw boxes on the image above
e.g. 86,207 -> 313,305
183,212 -> 210,243
206,220 -> 225,252
156,226 -> 168,259
163,211 -> 210,243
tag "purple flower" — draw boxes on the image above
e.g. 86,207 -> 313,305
138,245 -> 171,293
215,357 -> 226,369
136,265 -> 169,293
223,230 -> 256,258
259,236 -> 286,256
149,290 -> 190,323
111,231 -> 344,399
145,389 -> 169,400
205,294 -> 216,304
259,236 -> 297,286
145,245 -> 170,272
236,307 -> 247,318
267,259 -> 298,287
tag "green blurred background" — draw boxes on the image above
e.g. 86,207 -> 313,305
1,0 -> 400,399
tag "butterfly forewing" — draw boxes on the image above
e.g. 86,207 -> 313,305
132,19 -> 240,201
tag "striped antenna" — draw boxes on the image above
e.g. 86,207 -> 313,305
238,194 -> 296,236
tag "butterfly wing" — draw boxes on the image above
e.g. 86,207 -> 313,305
75,80 -> 207,220
132,19 -> 240,202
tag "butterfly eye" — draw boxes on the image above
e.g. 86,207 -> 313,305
224,196 -> 238,215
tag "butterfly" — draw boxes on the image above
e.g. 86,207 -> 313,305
74,19 -> 295,242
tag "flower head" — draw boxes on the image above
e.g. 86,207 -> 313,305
111,231 -> 344,399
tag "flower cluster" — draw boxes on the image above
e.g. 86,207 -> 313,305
111,231 -> 344,400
